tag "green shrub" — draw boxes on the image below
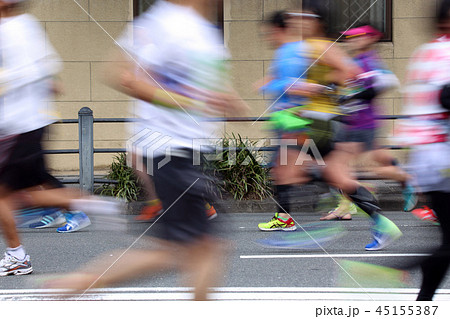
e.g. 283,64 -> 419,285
206,134 -> 272,200
98,153 -> 141,202
99,135 -> 273,202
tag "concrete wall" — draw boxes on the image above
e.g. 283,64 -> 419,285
28,0 -> 134,174
223,0 -> 302,139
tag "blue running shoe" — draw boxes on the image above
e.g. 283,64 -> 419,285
403,184 -> 418,212
365,215 -> 402,251
365,231 -> 386,251
28,209 -> 66,229
57,211 -> 91,233
365,231 -> 402,251
16,207 -> 58,228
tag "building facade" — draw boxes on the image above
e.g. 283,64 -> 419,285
29,0 -> 439,174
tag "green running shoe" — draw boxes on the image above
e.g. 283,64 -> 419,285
258,213 -> 297,231
403,184 -> 418,212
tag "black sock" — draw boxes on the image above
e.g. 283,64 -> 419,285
275,185 -> 292,215
348,186 -> 380,217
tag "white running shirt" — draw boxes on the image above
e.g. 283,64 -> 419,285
0,13 -> 62,137
119,0 -> 230,158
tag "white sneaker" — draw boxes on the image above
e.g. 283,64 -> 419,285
0,253 -> 33,276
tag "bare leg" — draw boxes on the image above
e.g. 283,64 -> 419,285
130,152 -> 158,201
322,149 -> 360,194
319,142 -> 361,220
21,188 -> 82,210
271,148 -> 311,219
369,149 -> 410,183
322,148 -> 385,219
85,249 -> 176,287
139,172 -> 158,201
45,238 -> 228,301
181,237 -> 229,301
46,245 -> 178,292
0,190 -> 20,248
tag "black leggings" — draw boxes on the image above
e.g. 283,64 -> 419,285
417,191 -> 450,301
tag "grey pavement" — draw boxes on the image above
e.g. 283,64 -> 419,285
1,209 -> 449,301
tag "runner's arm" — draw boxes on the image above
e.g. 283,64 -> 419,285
320,44 -> 362,85
103,49 -> 247,116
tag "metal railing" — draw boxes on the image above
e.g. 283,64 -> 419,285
49,107 -> 408,192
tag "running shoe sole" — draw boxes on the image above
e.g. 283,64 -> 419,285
258,225 -> 297,231
0,266 -> 33,276
207,212 -> 218,220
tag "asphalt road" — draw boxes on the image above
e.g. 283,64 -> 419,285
1,210 -> 449,301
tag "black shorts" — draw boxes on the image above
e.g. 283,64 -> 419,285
306,118 -> 335,158
144,153 -> 217,243
283,119 -> 335,158
0,128 -> 53,191
334,124 -> 376,152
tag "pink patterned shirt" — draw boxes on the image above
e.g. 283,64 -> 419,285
396,35 -> 450,145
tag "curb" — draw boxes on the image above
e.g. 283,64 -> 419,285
125,181 -> 422,214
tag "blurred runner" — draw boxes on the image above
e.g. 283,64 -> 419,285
0,0 -> 121,276
259,0 -> 402,251
44,0 -> 248,300
322,24 -> 416,220
396,0 -> 450,300
256,10 -> 308,231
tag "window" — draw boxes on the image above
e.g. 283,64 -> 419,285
133,0 -> 224,31
133,0 -> 155,17
305,0 -> 392,41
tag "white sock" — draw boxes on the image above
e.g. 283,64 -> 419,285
7,245 -> 26,260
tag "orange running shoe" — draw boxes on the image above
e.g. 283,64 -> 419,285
205,203 -> 217,220
135,199 -> 163,222
411,206 -> 439,225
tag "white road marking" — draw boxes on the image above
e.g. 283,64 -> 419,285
240,253 -> 429,259
1,287 -> 450,301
